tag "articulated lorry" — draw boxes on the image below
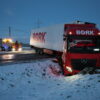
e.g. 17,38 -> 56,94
30,21 -> 100,75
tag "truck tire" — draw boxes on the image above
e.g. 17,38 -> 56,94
35,48 -> 44,55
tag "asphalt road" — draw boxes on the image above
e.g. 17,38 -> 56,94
0,50 -> 54,65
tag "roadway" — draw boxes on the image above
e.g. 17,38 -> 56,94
0,49 -> 54,65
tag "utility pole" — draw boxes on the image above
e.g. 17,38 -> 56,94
36,18 -> 42,28
9,26 -> 11,37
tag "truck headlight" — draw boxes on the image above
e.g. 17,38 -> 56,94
93,48 -> 100,51
66,66 -> 73,72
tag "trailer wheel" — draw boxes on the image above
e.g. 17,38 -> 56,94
30,46 -> 33,48
39,49 -> 44,55
35,48 -> 44,55
35,49 -> 39,54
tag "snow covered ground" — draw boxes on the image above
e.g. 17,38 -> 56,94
0,59 -> 100,100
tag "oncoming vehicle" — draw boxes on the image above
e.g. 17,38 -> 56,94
1,38 -> 22,51
12,41 -> 22,51
1,38 -> 13,51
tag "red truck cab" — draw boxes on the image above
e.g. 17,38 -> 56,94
62,22 -> 100,75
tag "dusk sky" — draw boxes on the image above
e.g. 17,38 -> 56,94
0,0 -> 100,42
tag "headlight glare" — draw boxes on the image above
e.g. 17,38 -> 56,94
66,66 -> 73,72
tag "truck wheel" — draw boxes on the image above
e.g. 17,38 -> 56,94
39,50 -> 44,55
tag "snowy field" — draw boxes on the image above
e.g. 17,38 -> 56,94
0,59 -> 100,100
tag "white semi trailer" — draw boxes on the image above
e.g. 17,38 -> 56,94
30,24 -> 64,54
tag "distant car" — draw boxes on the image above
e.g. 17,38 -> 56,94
1,43 -> 12,51
12,41 -> 22,51
1,38 -> 22,51
1,38 -> 13,51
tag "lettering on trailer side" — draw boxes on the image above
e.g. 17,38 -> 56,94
32,32 -> 46,43
76,30 -> 94,35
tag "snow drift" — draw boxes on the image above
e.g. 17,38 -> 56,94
0,59 -> 100,100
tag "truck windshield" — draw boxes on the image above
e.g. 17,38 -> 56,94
68,37 -> 100,53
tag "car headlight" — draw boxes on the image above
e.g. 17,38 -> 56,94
66,66 -> 73,72
18,48 -> 22,51
12,48 -> 15,51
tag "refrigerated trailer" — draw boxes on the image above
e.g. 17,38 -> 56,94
30,21 -> 100,75
30,24 -> 64,53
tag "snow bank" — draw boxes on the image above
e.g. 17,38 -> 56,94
0,59 -> 100,100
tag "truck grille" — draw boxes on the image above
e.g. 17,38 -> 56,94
71,59 -> 97,70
